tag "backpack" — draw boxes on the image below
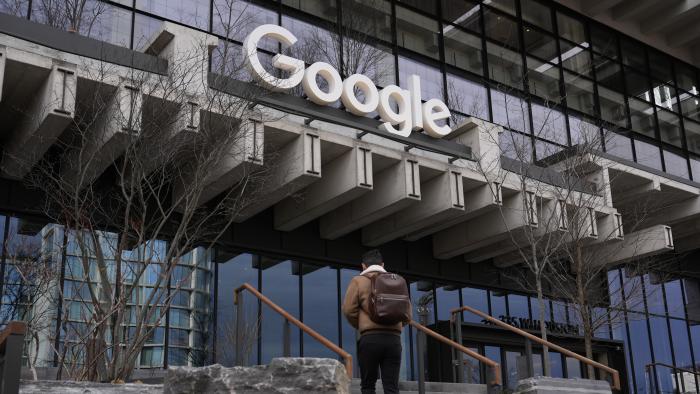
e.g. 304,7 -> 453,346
362,272 -> 411,325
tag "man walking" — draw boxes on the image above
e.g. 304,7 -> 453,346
342,249 -> 411,394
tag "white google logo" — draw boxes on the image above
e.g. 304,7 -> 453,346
243,24 -> 452,139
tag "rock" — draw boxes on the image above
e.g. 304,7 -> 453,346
20,380 -> 163,393
514,376 -> 613,394
163,357 -> 350,394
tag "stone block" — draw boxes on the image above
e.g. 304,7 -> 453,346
514,377 -> 612,394
20,380 -> 163,393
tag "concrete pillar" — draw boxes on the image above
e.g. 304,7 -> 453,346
62,81 -> 143,187
320,158 -> 421,240
235,130 -> 321,222
173,119 -> 264,207
433,192 -> 530,259
362,169 -> 465,246
1,62 -> 76,179
275,145 -> 373,231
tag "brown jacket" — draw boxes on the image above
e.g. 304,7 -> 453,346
342,271 -> 411,336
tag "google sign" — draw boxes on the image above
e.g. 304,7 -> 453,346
243,24 -> 452,139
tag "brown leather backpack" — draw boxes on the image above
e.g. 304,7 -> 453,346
362,272 -> 411,325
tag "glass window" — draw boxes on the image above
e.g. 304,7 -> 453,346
676,62 -> 699,94
598,86 -> 627,127
565,357 -> 582,378
507,294 -> 529,320
590,24 -> 617,59
136,0 -> 209,30
441,0 -> 481,32
490,290 -> 506,318
461,287 -> 488,323
0,1 -> 28,17
487,42 -> 523,89
446,74 -> 488,119
396,6 -> 439,59
560,41 -> 592,77
685,120 -> 700,155
692,157 -> 700,181
664,280 -> 686,319
635,139 -> 662,170
628,314 -> 652,391
556,12 -> 585,44
680,91 -> 700,123
436,285 -> 460,321
669,319 -> 692,369
340,268 -> 360,378
490,90 -> 530,132
552,301 -> 568,324
133,13 -> 165,51
626,69 -> 651,101
488,0 -> 516,15
523,27 -> 557,61
653,83 -> 680,112
213,1 -> 277,48
644,274 -> 666,315
261,260 -> 300,363
657,109 -> 683,147
342,0 -> 392,43
664,150 -> 689,179
169,328 -> 190,347
484,8 -> 519,49
398,56 -> 444,101
564,71 -> 595,116
605,131 -> 634,161
411,281 -> 434,381
531,103 -> 566,145
648,50 -> 673,84
620,37 -> 646,71
396,0 -> 434,13
549,352 -> 564,378
521,0 -> 552,31
535,138 -> 564,160
282,16 -> 338,65
569,115 -> 600,146
500,130 -> 533,162
302,265 -> 338,358
140,346 -> 163,367
168,347 -> 189,366
629,98 -> 657,138
595,57 -> 624,93
530,297 -> 551,323
282,0 -> 337,21
444,28 -> 483,76
650,316 -> 674,391
526,57 -> 561,103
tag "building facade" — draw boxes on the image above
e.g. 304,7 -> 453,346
1,1 -> 700,393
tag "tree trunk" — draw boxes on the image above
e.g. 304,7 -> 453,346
536,278 -> 551,376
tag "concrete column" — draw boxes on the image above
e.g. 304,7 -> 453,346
433,192 -> 530,259
1,62 -> 76,179
173,119 -> 264,207
274,145 -> 373,231
63,81 -> 143,187
235,130 -> 321,222
320,158 -> 421,240
362,169 -> 465,246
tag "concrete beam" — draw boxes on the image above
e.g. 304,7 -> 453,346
236,130 -> 321,222
433,192 -> 532,259
586,224 -> 673,265
612,178 -> 661,205
173,119 -> 264,208
611,0 -> 663,21
1,62 -> 76,179
274,145 -> 373,231
62,81 -> 142,187
320,158 -> 421,240
667,19 -> 700,47
640,0 -> 700,34
644,196 -> 700,227
404,182 -> 501,241
362,169 -> 465,246
674,233 -> 700,252
583,0 -> 625,16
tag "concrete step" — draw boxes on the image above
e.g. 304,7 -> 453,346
350,378 -> 487,394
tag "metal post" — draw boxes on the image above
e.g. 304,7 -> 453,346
283,319 -> 291,357
1,333 -> 24,394
455,312 -> 464,383
417,308 -> 429,394
235,291 -> 243,366
524,337 -> 534,378
449,318 -> 456,383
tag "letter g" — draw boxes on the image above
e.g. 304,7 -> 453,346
243,24 -> 305,92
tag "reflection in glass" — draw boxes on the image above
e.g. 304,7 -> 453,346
531,103 -> 566,145
650,316 -> 674,392
526,57 -> 561,103
396,6 -> 439,59
213,0 -> 277,49
340,268 -> 361,378
444,28 -> 483,76
634,139 -> 662,171
436,285 -> 460,321
461,287 -> 489,323
564,71 -> 595,116
556,12 -> 585,44
136,0 -> 209,30
569,115 -> 600,146
549,351 -> 563,377
521,0 -> 552,31
398,57 -> 444,101
446,74 -> 488,119
441,0 -> 481,32
628,314 -> 652,391
523,28 -> 557,61
664,149 -> 689,179
597,86 -> 627,127
565,357 -> 581,378
507,294 -> 529,320
302,265 -> 338,358
261,260 -> 300,363
629,98 -> 657,138
535,139 -> 564,161
484,9 -> 519,49
282,0 -> 336,22
657,109 -> 683,147
487,42 -> 523,89
590,24 -> 617,59
490,90 -> 529,132
685,120 -> 700,155
490,290 -> 507,318
560,41 -> 592,77
500,130 -> 533,162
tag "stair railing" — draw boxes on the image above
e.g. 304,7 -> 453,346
645,362 -> 700,394
451,305 -> 621,391
233,283 -> 353,377
409,319 -> 501,394
0,321 -> 27,394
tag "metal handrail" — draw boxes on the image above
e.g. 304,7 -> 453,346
408,320 -> 502,386
450,305 -> 621,391
233,283 -> 353,377
645,362 -> 700,394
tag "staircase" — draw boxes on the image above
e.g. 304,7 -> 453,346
350,378 -> 487,394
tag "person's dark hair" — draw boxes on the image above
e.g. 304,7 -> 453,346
362,249 -> 384,266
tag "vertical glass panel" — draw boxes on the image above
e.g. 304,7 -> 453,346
663,150 -> 689,179
484,9 -> 519,49
0,1 -> 28,17
597,86 -> 627,127
628,314 -> 652,392
531,103 -> 566,145
569,115 -> 600,146
302,265 -> 338,358
550,352 -> 564,378
590,24 -> 617,59
398,0 -> 435,14
650,316 -> 674,392
133,13 -> 166,51
552,301 -> 568,324
676,62 -> 699,94
560,41 -> 593,77
612,322 -> 636,394
535,138 -> 564,161
396,6 -> 440,59
653,83 -> 680,112
526,57 -> 561,103
605,132 -> 634,161
212,1 -> 277,48
664,280 -> 686,319
446,74 -> 489,119
490,290 -> 507,318
440,0 -> 481,32
342,0 -> 392,43
595,57 -> 624,93
507,294 -> 529,320
669,319 -> 692,369
340,268 -> 360,378
692,157 -> 700,181
261,260 -> 300,363
398,56 -> 444,100
411,281 -> 434,381
626,68 -> 651,101
436,285 -> 460,321
490,89 -> 530,132
644,274 -> 666,315
443,27 -> 483,76
680,91 -> 700,123
622,268 -> 646,312
523,27 -> 557,61
140,347 -> 163,367
658,108 -> 683,147
565,357 -> 582,378
634,139 -> 662,171
648,50 -> 673,84
282,0 -> 337,21
620,37 -> 646,70
505,350 -> 521,390
521,0 -> 552,31
462,347 -> 482,384
487,42 -> 524,89
530,297 -> 551,323
282,16 -> 337,65
500,130 -> 533,162
685,120 -> 700,155
488,0 -> 516,15
628,98 -> 657,138
556,12 -> 585,44
136,0 -> 209,30
461,287 -> 489,323
564,72 -> 595,116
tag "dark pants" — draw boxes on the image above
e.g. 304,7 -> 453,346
358,333 -> 402,394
